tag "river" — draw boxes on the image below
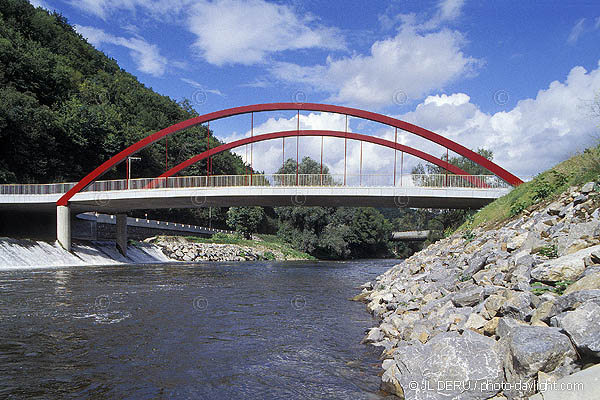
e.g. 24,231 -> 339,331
0,259 -> 398,399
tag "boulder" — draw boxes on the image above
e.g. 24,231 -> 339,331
499,325 -> 576,398
500,291 -> 533,321
464,313 -> 487,332
361,327 -> 384,344
464,253 -> 488,277
549,289 -> 600,318
563,271 -> 600,295
381,362 -> 405,398
452,285 -> 484,307
551,301 -> 600,358
507,233 -> 527,252
390,330 -> 504,400
528,363 -> 600,400
531,245 -> 600,283
581,181 -> 596,194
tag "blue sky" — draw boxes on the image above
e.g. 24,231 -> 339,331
31,0 -> 600,179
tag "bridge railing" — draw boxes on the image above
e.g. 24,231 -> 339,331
0,174 -> 512,195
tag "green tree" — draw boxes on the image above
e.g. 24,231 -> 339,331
226,207 -> 265,239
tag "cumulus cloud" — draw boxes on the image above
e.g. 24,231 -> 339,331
215,62 -> 600,181
271,25 -> 480,108
437,0 -> 465,21
75,25 -> 168,76
186,0 -> 344,66
399,62 -> 600,178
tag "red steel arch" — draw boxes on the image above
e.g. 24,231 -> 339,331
57,103 -> 522,206
148,129 -> 480,187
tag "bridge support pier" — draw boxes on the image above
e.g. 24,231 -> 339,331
116,213 -> 127,257
57,205 -> 71,251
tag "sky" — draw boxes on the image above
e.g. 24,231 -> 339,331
31,0 -> 600,180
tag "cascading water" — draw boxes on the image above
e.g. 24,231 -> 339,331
0,238 -> 169,269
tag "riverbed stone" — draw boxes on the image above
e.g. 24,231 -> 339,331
499,325 -> 576,398
551,301 -> 600,358
452,285 -> 484,307
531,245 -> 600,283
390,330 -> 503,400
564,271 -> 600,295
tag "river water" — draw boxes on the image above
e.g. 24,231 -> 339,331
0,259 -> 398,399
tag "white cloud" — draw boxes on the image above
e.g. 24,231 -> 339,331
29,0 -> 50,9
69,0 -> 344,66
180,78 -> 225,96
68,0 -> 195,20
186,0 -> 344,66
271,25 -> 480,108
437,0 -> 465,21
75,25 -> 168,76
214,62 -> 600,181
568,18 -> 586,45
399,62 -> 600,178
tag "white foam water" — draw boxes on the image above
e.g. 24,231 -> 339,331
0,238 -> 171,269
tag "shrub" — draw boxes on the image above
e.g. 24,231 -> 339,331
538,244 -> 558,258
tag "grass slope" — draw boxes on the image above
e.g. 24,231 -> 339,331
465,144 -> 600,230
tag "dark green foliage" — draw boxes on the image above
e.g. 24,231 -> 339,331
272,157 -> 392,259
537,244 -> 558,259
276,204 -> 393,259
532,177 -> 553,202
227,207 -> 265,239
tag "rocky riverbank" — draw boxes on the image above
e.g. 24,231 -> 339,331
148,236 -> 311,262
357,182 -> 600,399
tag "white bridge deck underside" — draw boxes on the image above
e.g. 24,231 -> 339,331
0,186 -> 511,213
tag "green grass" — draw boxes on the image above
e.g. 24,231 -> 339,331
180,233 -> 316,260
461,144 -> 600,230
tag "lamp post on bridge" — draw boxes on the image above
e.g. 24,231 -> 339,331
126,156 -> 141,189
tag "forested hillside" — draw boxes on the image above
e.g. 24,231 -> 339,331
0,0 -> 246,184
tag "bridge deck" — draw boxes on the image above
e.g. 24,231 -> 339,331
0,185 -> 511,213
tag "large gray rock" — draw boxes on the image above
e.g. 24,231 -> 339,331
499,326 -> 576,399
581,181 -> 596,194
452,285 -> 484,307
563,271 -> 600,295
528,363 -> 600,400
464,253 -> 488,278
531,245 -> 600,283
549,289 -> 600,319
551,301 -> 600,358
500,291 -> 533,321
390,330 -> 504,400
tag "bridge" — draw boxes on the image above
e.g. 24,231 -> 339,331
390,231 -> 434,241
0,103 -> 523,254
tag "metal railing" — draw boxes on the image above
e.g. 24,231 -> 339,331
0,174 -> 512,195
